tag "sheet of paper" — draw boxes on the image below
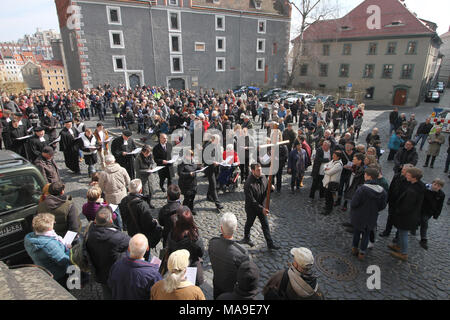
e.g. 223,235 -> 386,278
147,166 -> 165,173
104,137 -> 113,143
166,154 -> 180,164
127,148 -> 142,155
380,149 -> 385,154
185,267 -> 197,285
182,122 -> 187,127
148,128 -> 154,134
27,126 -> 34,132
150,256 -> 161,267
15,134 -> 34,140
50,136 -> 61,144
74,136 -> 82,140
194,166 -> 208,173
87,146 -> 98,150
63,231 -> 78,246
261,153 -> 271,163
109,204 -> 118,212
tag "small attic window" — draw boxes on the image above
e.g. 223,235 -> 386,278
391,21 -> 401,25
341,26 -> 351,30
253,0 -> 262,9
385,21 -> 405,27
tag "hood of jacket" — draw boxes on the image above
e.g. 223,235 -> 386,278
44,194 -> 68,210
105,163 -> 122,174
361,182 -> 385,200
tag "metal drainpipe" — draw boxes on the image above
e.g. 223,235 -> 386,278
239,11 -> 242,86
148,1 -> 158,87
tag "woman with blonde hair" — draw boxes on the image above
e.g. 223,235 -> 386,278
150,249 -> 205,300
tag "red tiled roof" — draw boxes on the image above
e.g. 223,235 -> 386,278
39,60 -> 64,68
297,0 -> 436,42
35,54 -> 45,61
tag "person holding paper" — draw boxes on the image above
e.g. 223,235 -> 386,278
5,118 -> 30,159
93,122 -> 110,170
28,127 -> 51,162
42,108 -> 59,140
151,249 -> 205,300
77,128 -> 100,177
134,145 -> 156,208
111,130 -> 137,180
178,150 -> 201,214
59,119 -> 81,174
153,133 -> 174,192
108,234 -> 162,300
24,213 -> 72,288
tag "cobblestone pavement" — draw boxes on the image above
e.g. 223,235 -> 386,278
62,90 -> 450,300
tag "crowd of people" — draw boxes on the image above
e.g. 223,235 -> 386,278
1,84 -> 448,300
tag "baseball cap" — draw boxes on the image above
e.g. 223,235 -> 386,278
290,247 -> 314,269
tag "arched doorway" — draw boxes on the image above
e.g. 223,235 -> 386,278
393,88 -> 408,106
168,78 -> 185,90
129,74 -> 141,89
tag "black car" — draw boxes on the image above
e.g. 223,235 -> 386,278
0,150 -> 46,266
259,88 -> 283,101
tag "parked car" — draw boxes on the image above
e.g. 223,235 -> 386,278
431,108 -> 450,133
259,88 -> 283,101
279,91 -> 298,102
308,95 -> 336,110
425,90 -> 440,102
0,150 -> 46,266
285,93 -> 314,104
267,90 -> 289,103
0,261 -> 75,300
233,86 -> 260,97
336,98 -> 357,109
435,82 -> 445,93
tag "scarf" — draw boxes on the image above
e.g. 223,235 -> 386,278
287,266 -> 318,298
140,152 -> 153,167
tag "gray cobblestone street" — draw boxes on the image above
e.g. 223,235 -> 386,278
63,91 -> 450,300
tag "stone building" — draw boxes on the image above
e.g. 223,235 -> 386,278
437,27 -> 450,86
54,0 -> 291,90
291,0 -> 442,107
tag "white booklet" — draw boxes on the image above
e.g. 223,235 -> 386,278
194,166 -> 208,173
185,267 -> 197,285
147,166 -> 165,173
15,134 -> 34,140
63,231 -> 78,246
109,204 -> 118,212
50,136 -> 61,144
104,137 -> 113,143
127,148 -> 142,155
148,128 -> 154,134
166,154 -> 180,164
219,155 -> 234,166
261,153 -> 271,163
150,256 -> 162,267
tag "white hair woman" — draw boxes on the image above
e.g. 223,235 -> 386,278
150,249 -> 205,300
23,213 -> 72,287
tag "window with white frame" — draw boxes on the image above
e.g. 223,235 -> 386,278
107,6 -> 121,25
257,39 -> 265,53
216,57 -> 225,72
168,11 -> 181,32
195,42 -> 205,52
109,30 -> 125,49
256,58 -> 264,71
169,34 -> 182,54
258,20 -> 266,34
216,37 -> 226,52
170,55 -> 183,73
216,15 -> 225,31
112,56 -> 126,71
169,0 -> 178,5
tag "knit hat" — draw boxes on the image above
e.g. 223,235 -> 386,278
290,247 -> 314,269
122,130 -> 132,137
236,260 -> 259,294
167,249 -> 190,273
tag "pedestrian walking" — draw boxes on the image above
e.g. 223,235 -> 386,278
423,127 -> 445,168
414,118 -> 433,151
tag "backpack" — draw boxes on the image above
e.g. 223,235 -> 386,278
264,269 -> 290,300
70,222 -> 94,273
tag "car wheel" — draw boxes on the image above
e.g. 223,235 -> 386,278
437,99 -> 440,103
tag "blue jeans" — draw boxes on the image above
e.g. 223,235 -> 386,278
398,229 -> 408,254
352,227 -> 370,254
414,134 -> 428,150
113,208 -> 124,231
389,124 -> 396,135
87,164 -> 96,176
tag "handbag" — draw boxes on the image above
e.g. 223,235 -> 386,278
70,222 -> 93,273
328,181 -> 339,192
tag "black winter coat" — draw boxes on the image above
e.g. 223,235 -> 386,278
393,147 -> 418,173
344,165 -> 365,201
177,163 -> 199,194
350,182 -> 387,231
158,200 -> 182,246
244,173 -> 268,215
392,181 -> 425,231
86,223 -> 130,284
311,148 -> 331,177
167,232 -> 205,265
421,186 -> 445,219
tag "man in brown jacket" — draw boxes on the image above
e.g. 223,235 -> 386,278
33,146 -> 61,184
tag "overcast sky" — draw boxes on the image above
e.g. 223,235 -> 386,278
0,0 -> 448,43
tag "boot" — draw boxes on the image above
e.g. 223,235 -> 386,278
420,239 -> 428,250
351,247 -> 359,256
390,251 -> 408,261
387,244 -> 401,252
423,155 -> 430,167
430,157 -> 436,168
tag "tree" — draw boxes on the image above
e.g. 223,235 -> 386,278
287,0 -> 339,86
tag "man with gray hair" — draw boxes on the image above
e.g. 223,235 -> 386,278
208,212 -> 250,299
108,234 -> 162,300
119,179 -> 161,255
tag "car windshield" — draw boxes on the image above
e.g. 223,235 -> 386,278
0,173 -> 42,214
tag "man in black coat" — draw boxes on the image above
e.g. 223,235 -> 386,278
111,130 -> 137,180
59,119 -> 80,174
239,163 -> 279,250
414,118 -> 433,151
41,108 -> 59,140
119,179 -> 160,255
152,133 -> 175,192
86,206 -> 130,300
158,185 -> 182,247
379,164 -> 413,237
28,127 -> 51,163
336,142 -> 355,206
309,141 -> 332,199
209,212 -> 250,299
393,140 -> 418,173
177,151 -> 201,214
389,167 -> 425,261
203,134 -> 223,210
389,107 -> 399,135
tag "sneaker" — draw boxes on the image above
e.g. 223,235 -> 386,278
387,244 -> 401,253
419,239 -> 428,250
216,203 -> 224,210
351,247 -> 359,256
390,251 -> 408,261
238,238 -> 255,247
341,206 -> 347,212
367,242 -> 375,249
268,244 -> 280,250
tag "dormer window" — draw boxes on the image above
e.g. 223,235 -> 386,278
385,21 -> 405,27
253,0 -> 262,9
